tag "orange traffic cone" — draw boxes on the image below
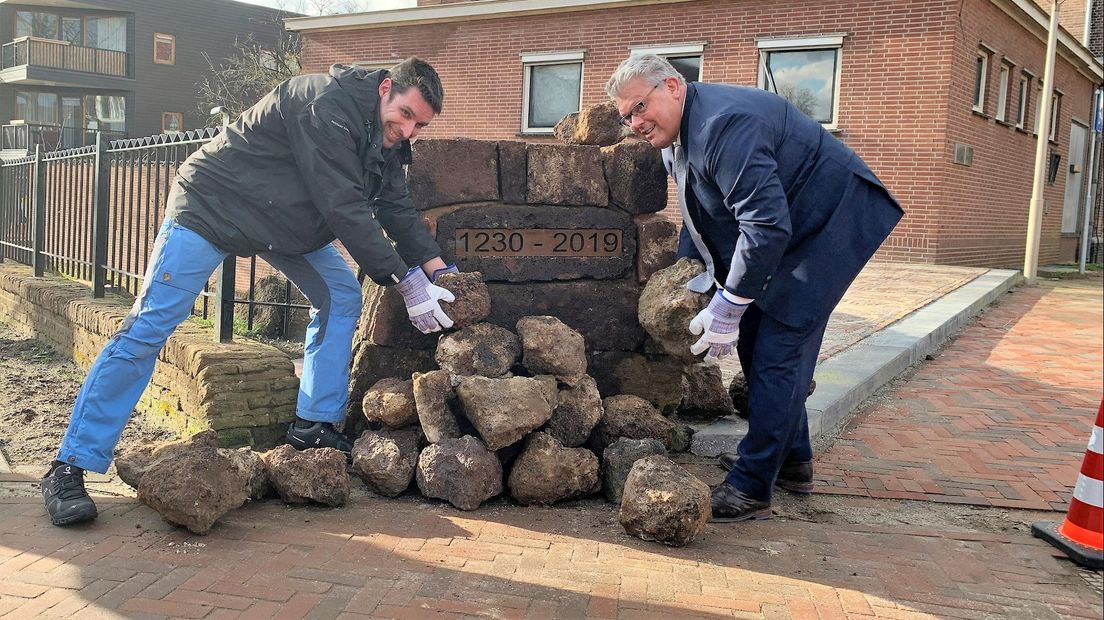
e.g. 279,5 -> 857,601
1032,400 -> 1104,569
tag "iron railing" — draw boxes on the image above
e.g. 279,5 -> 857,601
2,123 -> 126,153
0,129 -> 312,342
1,36 -> 129,77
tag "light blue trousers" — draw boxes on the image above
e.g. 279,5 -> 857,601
58,218 -> 362,473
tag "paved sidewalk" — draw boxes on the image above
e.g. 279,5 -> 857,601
816,274 -> 1104,512
1,269 -> 1102,619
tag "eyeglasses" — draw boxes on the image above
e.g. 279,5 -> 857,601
618,82 -> 662,127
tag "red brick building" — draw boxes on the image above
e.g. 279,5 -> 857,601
287,0 -> 1104,268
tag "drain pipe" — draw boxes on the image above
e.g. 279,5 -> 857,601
1079,88 -> 1101,273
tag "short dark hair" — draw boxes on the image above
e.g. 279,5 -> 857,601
387,57 -> 443,114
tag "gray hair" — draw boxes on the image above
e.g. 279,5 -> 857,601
605,54 -> 685,99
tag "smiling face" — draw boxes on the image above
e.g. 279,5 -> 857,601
613,75 -> 685,149
377,77 -> 436,148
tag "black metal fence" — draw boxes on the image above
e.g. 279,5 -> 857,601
0,129 -> 311,343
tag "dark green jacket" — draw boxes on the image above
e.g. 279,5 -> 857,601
169,64 -> 440,285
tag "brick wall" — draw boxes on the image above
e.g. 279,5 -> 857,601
942,0 -> 1096,266
0,262 -> 297,448
299,0 -> 1100,268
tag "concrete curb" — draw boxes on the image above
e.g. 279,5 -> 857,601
690,268 -> 1023,457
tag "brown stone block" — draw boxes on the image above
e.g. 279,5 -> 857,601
497,140 -> 527,205
527,144 -> 608,207
408,138 -> 500,210
436,204 -> 635,283
601,139 -> 667,215
634,214 -> 678,283
485,279 -> 644,352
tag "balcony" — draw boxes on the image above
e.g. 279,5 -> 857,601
2,36 -> 129,79
2,121 -> 125,154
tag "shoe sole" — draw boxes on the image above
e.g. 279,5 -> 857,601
50,508 -> 97,527
716,457 -> 815,495
709,506 -> 773,523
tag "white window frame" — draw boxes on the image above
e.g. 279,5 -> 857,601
353,59 -> 397,71
629,42 -> 705,82
520,50 -> 584,135
995,62 -> 1011,122
1048,91 -> 1061,142
972,48 -> 989,113
756,35 -> 845,129
1015,72 -> 1030,129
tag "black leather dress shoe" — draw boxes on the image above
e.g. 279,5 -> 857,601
709,482 -> 772,522
715,454 -> 815,494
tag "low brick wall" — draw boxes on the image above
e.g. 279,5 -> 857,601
0,263 -> 297,449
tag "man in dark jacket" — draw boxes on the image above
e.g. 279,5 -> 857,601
607,55 -> 903,522
42,58 -> 455,526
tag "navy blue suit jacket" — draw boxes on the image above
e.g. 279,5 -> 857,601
672,83 -> 903,329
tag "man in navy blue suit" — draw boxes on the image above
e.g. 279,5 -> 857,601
607,55 -> 903,521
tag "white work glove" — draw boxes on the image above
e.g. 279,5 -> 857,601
395,266 -> 455,334
689,289 -> 748,359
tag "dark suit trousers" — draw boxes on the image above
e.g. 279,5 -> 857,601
724,304 -> 830,501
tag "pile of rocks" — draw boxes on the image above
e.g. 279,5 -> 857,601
117,270 -> 712,546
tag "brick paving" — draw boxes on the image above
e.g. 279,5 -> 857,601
1,491 -> 1101,619
0,272 -> 1101,619
816,275 -> 1104,512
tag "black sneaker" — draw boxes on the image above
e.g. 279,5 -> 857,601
41,464 -> 97,526
286,421 -> 352,454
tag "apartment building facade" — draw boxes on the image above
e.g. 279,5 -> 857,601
0,0 -> 292,152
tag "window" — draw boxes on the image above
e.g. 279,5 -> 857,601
84,95 -> 125,132
995,62 -> 1011,122
14,91 -> 58,124
162,112 -> 183,134
14,11 -> 59,39
521,51 -> 583,134
972,48 -> 989,113
1016,72 -> 1031,129
153,32 -> 176,65
1048,92 -> 1061,141
757,35 -> 844,127
86,16 -> 126,52
629,43 -> 704,83
61,17 -> 82,45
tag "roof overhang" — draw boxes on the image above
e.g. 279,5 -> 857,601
285,0 -> 694,32
992,0 -> 1103,83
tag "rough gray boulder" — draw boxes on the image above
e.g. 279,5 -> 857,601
619,455 -> 710,547
224,447 -> 269,500
362,377 -> 418,429
594,395 -> 676,451
553,101 -> 624,147
546,374 -> 603,448
602,438 -> 666,504
435,323 -> 521,377
115,430 -> 221,490
413,370 -> 463,444
679,363 -> 737,420
516,316 -> 587,377
436,271 -> 492,329
136,445 -> 251,535
637,258 -> 709,361
416,436 -> 503,510
456,376 -> 555,451
261,445 -> 349,507
506,432 -> 600,506
351,428 -> 422,497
